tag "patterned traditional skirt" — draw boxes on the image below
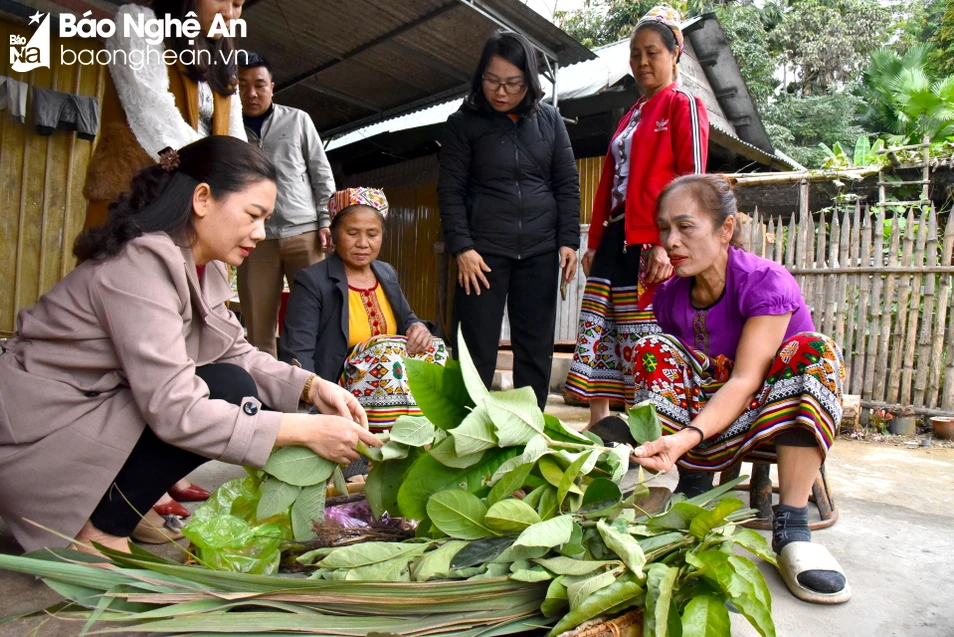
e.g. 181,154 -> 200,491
565,219 -> 661,405
632,332 -> 845,471
341,335 -> 449,429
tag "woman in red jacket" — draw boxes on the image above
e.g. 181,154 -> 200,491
565,5 -> 708,426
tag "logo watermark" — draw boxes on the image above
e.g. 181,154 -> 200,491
10,10 -> 248,73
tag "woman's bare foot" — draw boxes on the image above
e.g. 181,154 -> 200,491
71,520 -> 131,555
586,399 -> 612,430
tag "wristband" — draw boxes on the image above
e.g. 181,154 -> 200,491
301,374 -> 318,403
684,425 -> 705,446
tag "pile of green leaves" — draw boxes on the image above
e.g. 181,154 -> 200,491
290,336 -> 778,637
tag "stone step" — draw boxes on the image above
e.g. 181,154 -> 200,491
489,352 -> 576,393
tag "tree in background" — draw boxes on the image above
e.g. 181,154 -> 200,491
863,43 -> 954,144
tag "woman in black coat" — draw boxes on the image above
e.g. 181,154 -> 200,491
438,31 -> 581,410
280,188 -> 447,430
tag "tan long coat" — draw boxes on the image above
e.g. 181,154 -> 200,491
0,233 -> 311,551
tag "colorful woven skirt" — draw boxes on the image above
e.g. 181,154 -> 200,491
631,331 -> 844,471
340,335 -> 448,429
565,219 -> 661,405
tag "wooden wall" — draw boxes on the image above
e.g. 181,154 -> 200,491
0,17 -> 106,336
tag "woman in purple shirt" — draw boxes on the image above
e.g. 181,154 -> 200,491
629,174 -> 850,604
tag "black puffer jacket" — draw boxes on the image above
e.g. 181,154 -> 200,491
437,102 -> 581,259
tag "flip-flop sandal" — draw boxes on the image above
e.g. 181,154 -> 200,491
777,542 -> 851,604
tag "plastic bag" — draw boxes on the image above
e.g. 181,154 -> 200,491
182,476 -> 290,574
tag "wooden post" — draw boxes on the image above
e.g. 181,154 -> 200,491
930,215 -> 954,408
901,209 -> 928,405
888,209 -> 916,404
822,212 -> 837,339
751,463 -> 774,524
864,206 -> 885,401
875,211 -> 902,402
851,205 -> 872,396
913,211 -> 938,408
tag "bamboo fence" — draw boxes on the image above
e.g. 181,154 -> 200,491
736,202 -> 954,417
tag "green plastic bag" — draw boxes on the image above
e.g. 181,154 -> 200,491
182,476 -> 291,574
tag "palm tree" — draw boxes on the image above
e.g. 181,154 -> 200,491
863,43 -> 954,143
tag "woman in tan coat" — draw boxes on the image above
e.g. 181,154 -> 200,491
0,137 -> 381,553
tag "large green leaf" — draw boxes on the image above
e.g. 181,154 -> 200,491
255,479 -> 300,521
451,404 -> 498,455
627,400 -> 662,445
578,478 -> 623,514
429,436 -> 486,469
426,490 -> 496,540
689,498 -> 745,540
451,537 -> 514,569
389,416 -> 437,447
543,413 -> 594,445
410,541 -> 468,582
514,514 -> 573,548
509,567 -> 552,582
319,542 -> 427,569
556,451 -> 594,508
648,502 -> 708,532
681,594 -> 732,637
397,447 -> 519,520
485,387 -> 546,447
455,327 -> 491,403
365,450 -> 420,519
566,570 -> 618,609
290,484 -> 326,541
597,519 -> 646,578
405,357 -> 474,430
344,552 -> 424,582
645,563 -> 678,637
537,485 -> 560,520
686,551 -> 776,637
487,462 -> 535,506
485,499 -> 541,533
534,557 -> 621,576
262,447 -> 336,486
547,574 -> 644,637
726,528 -> 778,567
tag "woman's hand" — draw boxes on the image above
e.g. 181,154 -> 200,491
310,377 -> 369,429
405,322 -> 433,355
629,430 -> 699,474
318,228 -> 333,253
457,250 -> 492,295
581,249 -> 596,278
278,414 -> 382,464
559,247 -> 578,283
645,245 -> 673,285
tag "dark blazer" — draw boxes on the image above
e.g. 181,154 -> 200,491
280,253 -> 424,380
437,101 -> 581,259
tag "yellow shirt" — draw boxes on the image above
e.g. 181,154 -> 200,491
347,282 -> 397,348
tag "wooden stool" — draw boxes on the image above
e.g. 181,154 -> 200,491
719,461 -> 838,531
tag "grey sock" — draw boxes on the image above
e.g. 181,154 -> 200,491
773,504 -> 846,594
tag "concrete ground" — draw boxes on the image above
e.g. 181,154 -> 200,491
3,396 -> 953,636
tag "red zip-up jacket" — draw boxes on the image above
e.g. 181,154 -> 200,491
588,83 -> 709,250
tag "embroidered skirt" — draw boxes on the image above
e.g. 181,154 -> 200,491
341,335 -> 449,429
565,218 -> 661,405
631,331 -> 845,471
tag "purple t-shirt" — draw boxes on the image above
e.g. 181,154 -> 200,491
653,247 -> 814,361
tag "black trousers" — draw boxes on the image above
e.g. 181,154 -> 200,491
453,251 -> 559,410
89,363 -> 258,536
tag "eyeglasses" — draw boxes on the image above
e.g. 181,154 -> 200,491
482,76 -> 526,95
